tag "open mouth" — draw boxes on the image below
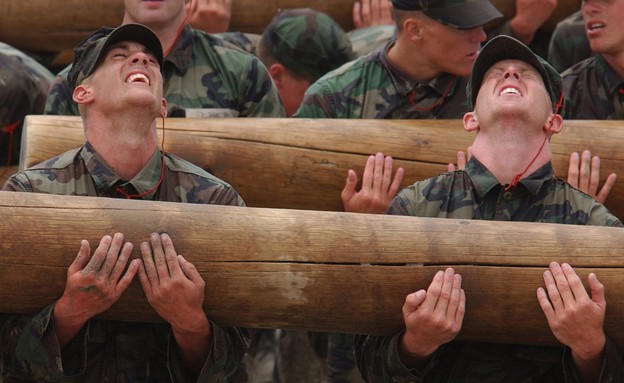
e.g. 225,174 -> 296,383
500,87 -> 520,96
126,73 -> 150,86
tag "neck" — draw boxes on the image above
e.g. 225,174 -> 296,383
122,13 -> 187,57
85,112 -> 160,180
469,124 -> 552,186
602,52 -> 624,81
387,37 -> 442,82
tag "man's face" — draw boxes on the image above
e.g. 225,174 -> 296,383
88,41 -> 164,115
123,0 -> 187,29
582,0 -> 624,56
416,15 -> 488,77
475,59 -> 551,125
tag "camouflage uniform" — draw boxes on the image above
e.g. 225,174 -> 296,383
547,11 -> 592,73
293,41 -> 470,119
0,142 -> 250,382
44,24 -> 285,118
562,54 -> 624,119
355,157 -> 624,382
0,43 -> 54,166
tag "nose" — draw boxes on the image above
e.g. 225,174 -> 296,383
130,51 -> 150,67
503,68 -> 521,81
467,26 -> 487,43
582,0 -> 599,14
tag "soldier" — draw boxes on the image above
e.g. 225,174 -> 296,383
293,0 -> 503,119
547,10 -> 592,73
561,0 -> 624,119
45,0 -> 284,118
255,8 -> 356,117
0,43 -> 53,178
1,24 -> 249,382
355,35 -> 624,383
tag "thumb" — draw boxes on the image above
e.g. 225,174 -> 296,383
403,290 -> 426,317
588,273 -> 606,308
341,169 -> 358,204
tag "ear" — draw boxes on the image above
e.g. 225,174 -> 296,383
404,18 -> 423,41
268,63 -> 286,88
160,98 -> 168,118
545,113 -> 563,135
73,84 -> 94,105
463,111 -> 480,132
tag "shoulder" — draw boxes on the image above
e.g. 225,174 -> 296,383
3,148 -> 83,192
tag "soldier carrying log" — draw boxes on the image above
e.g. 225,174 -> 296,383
0,24 -> 249,382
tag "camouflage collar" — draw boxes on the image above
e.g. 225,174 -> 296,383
466,156 -> 555,198
595,54 -> 624,99
163,23 -> 195,75
379,41 -> 461,98
81,142 -> 162,199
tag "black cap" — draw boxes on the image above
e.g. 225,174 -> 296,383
467,35 -> 563,111
391,0 -> 502,29
68,24 -> 164,91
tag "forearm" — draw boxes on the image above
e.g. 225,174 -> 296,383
564,337 -> 624,383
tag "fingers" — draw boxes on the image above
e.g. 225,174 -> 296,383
69,239 -> 91,274
567,152 -> 580,188
579,150 -> 592,192
353,1 -> 363,28
387,167 -> 404,199
456,151 -> 467,171
178,255 -> 205,288
361,154 -> 376,190
596,173 -> 616,204
161,233 -> 181,277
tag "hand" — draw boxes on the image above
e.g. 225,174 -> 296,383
187,0 -> 232,34
447,147 -> 472,172
510,0 -> 557,44
352,0 -> 394,29
138,232 -> 212,372
54,233 -> 139,347
341,152 -> 404,213
567,150 -> 616,204
399,268 -> 465,369
537,262 -> 606,381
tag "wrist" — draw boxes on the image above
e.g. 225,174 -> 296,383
509,18 -> 537,44
398,332 -> 437,369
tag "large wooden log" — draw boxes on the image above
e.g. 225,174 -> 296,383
19,116 -> 624,220
0,0 -> 581,56
1,191 -> 623,347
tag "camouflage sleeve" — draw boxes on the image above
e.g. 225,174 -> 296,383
0,305 -> 80,381
168,323 -> 251,382
238,57 -> 285,118
562,337 -> 624,382
354,332 -> 429,382
43,65 -> 80,116
293,80 -> 338,118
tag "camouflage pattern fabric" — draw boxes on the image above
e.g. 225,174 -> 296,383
547,11 -> 592,73
44,24 -> 285,118
217,32 -> 261,55
354,157 -> 623,382
562,54 -> 624,119
293,42 -> 470,119
0,43 -> 54,166
347,25 -> 396,57
0,142 -> 250,382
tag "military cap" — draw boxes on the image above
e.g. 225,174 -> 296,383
68,23 -> 164,91
467,35 -> 563,112
391,0 -> 502,29
260,8 -> 356,82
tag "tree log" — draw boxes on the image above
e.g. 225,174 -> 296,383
0,0 -> 580,56
19,115 -> 624,220
1,191 -> 623,347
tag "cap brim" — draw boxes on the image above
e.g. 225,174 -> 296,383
100,24 -> 164,69
425,1 -> 503,29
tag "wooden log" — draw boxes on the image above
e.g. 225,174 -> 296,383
1,191 -> 623,347
20,115 -> 624,221
0,0 -> 581,56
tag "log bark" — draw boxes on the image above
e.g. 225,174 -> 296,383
20,115 -> 624,220
1,191 -> 623,347
0,0 -> 581,55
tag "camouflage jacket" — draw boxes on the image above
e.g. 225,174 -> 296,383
547,11 -> 592,73
44,24 -> 285,118
355,157 -> 624,382
0,143 -> 250,382
562,54 -> 624,119
0,43 -> 54,166
293,41 -> 470,119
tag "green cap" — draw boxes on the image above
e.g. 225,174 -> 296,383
68,24 -> 164,91
391,0 -> 502,29
467,35 -> 563,112
260,8 -> 356,82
